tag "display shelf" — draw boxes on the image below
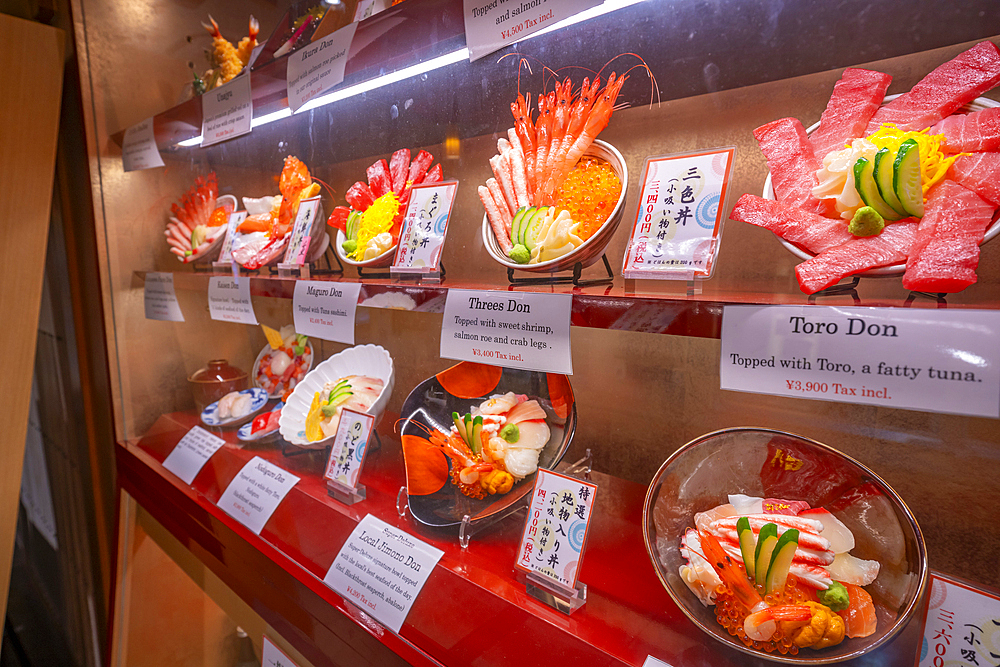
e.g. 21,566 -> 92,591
119,410 -> 927,667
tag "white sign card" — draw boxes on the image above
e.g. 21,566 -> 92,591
261,637 -> 299,667
201,73 -> 252,147
462,0 -> 601,62
286,22 -> 358,113
440,289 -> 573,374
292,280 -> 362,344
208,276 -> 258,325
642,658 -> 672,667
324,514 -> 443,633
144,272 -> 185,322
623,148 -> 735,280
515,468 -> 597,589
217,456 -> 300,535
917,572 -> 1000,667
122,117 -> 165,171
216,211 -> 247,264
162,426 -> 226,485
281,197 -> 321,265
720,305 -> 1000,418
324,408 -> 374,490
391,181 -> 458,274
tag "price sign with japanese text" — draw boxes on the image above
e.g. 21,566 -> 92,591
391,181 -> 457,275
623,147 -> 735,280
282,196 -> 321,265
324,408 -> 374,491
917,572 -> 1000,667
515,469 -> 597,589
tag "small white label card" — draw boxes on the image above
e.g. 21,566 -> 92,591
208,276 -> 258,325
162,426 -> 226,485
292,280 -> 362,344
217,456 -> 300,535
441,289 -> 573,374
462,0 -> 601,62
122,117 -> 165,171
324,408 -> 374,490
917,572 -> 1000,667
281,196 -> 321,265
324,514 -> 443,633
144,272 -> 184,322
515,468 -> 597,589
216,211 -> 247,265
721,305 -> 1000,418
201,73 -> 252,147
642,658 -> 671,667
261,637 -> 299,667
623,147 -> 736,280
286,22 -> 358,113
391,181 -> 458,275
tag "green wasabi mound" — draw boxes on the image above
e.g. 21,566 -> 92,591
817,581 -> 850,612
499,423 -> 520,443
508,244 -> 530,264
341,239 -> 358,256
849,206 -> 885,237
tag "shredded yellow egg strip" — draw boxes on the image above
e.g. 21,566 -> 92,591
866,123 -> 967,197
353,192 -> 401,260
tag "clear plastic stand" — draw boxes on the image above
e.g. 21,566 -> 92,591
525,571 -> 587,615
327,479 -> 366,505
396,486 -> 408,518
557,448 -> 593,481
277,261 -> 310,279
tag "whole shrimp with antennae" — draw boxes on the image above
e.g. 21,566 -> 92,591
511,93 -> 537,198
538,76 -> 600,204
533,92 -> 556,199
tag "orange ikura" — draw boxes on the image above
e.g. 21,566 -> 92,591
554,156 -> 622,241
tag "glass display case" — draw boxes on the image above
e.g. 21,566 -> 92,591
74,0 -> 1000,663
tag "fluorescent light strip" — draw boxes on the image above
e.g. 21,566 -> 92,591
176,0 -> 640,147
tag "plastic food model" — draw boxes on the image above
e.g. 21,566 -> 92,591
165,173 -> 235,262
255,325 -> 313,400
678,494 -> 879,655
216,390 -> 254,420
232,156 -> 320,270
480,73 -> 626,264
730,41 -> 1000,294
326,149 -> 443,263
404,392 -> 551,499
304,376 -> 385,442
195,15 -> 259,93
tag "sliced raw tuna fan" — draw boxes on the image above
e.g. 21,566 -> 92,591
754,118 -> 835,216
947,151 -> 1000,206
730,194 -> 853,254
865,41 -> 1000,133
902,180 -> 996,293
795,222 -> 918,294
931,106 -> 1000,153
810,68 -> 893,161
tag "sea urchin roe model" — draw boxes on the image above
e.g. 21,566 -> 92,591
554,156 -> 621,241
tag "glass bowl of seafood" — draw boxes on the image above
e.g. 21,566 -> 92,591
482,140 -> 628,273
642,427 -> 926,665
278,344 -> 394,451
398,362 -> 576,529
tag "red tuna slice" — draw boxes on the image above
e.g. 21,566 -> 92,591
931,106 -> 1000,153
902,180 -> 995,292
865,41 -> 1000,133
408,150 -> 434,186
423,163 -> 443,184
795,221 -> 918,294
345,181 -> 375,212
389,148 -> 410,194
948,151 -> 1000,206
730,194 -> 852,253
754,118 -> 836,216
810,68 -> 893,161
367,159 -> 392,198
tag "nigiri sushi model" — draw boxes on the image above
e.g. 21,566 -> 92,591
678,494 -> 879,655
403,392 -> 551,499
326,149 -> 443,265
731,40 -> 1000,294
165,173 -> 236,263
253,324 -> 313,400
232,156 -> 321,270
201,388 -> 268,427
304,376 -> 385,442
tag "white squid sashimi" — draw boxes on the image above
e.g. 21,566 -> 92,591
827,552 -> 880,586
679,528 -> 722,606
800,508 -> 856,554
694,503 -> 738,533
728,494 -> 764,515
478,392 -> 518,415
503,446 -> 540,479
512,420 -> 550,450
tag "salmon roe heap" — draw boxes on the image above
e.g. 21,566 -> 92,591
712,574 -> 815,656
554,156 -> 621,241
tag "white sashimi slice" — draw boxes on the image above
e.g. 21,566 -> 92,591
503,446 -> 540,479
217,392 -> 239,419
512,421 -> 550,450
231,393 -> 252,418
679,528 -> 722,606
827,552 -> 880,586
729,494 -> 764,515
694,503 -> 737,532
504,399 -> 546,424
479,392 -> 518,415
800,508 -> 856,554
231,231 -> 270,264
